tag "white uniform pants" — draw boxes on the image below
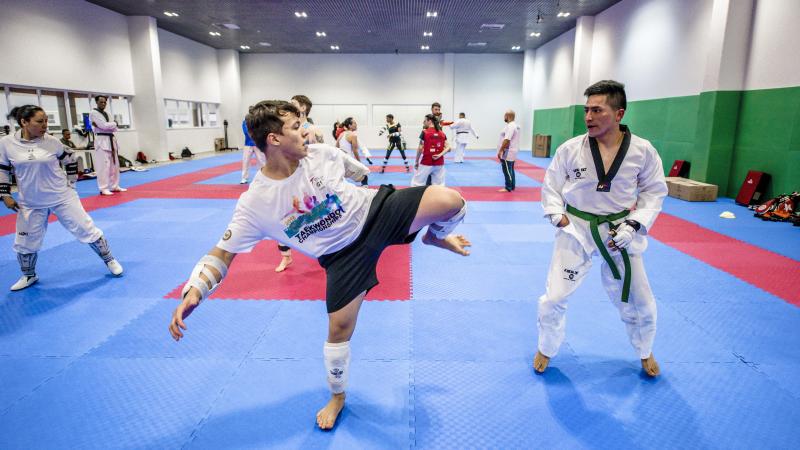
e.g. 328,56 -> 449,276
241,146 -> 266,181
13,197 -> 103,254
537,230 -> 658,359
453,142 -> 467,163
95,149 -> 120,192
411,164 -> 445,186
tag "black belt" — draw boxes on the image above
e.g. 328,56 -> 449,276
95,133 -> 118,156
456,131 -> 468,134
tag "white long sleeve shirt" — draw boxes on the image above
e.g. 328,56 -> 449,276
541,130 -> 667,255
0,132 -> 78,209
450,118 -> 478,144
89,109 -> 118,153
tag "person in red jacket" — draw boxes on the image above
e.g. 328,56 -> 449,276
411,114 -> 450,186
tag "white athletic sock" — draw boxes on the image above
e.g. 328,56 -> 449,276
324,341 -> 351,394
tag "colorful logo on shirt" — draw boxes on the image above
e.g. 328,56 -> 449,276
282,193 -> 346,243
222,229 -> 232,241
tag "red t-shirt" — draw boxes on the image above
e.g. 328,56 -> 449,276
420,128 -> 447,166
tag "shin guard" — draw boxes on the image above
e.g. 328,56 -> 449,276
89,236 -> 114,263
324,341 -> 351,394
17,252 -> 38,276
428,200 -> 467,239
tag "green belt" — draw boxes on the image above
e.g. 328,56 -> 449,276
566,205 -> 631,302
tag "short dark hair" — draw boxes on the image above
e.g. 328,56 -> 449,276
386,114 -> 394,120
245,100 -> 300,152
7,105 -> 44,126
459,112 -> 465,117
94,95 -> 108,102
291,94 -> 313,115
342,117 -> 355,129
61,129 -> 70,135
431,102 -> 441,109
584,80 -> 626,110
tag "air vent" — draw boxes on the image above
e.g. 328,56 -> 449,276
480,23 -> 505,30
467,42 -> 488,47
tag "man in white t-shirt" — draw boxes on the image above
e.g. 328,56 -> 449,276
168,100 -> 472,431
496,110 -> 521,192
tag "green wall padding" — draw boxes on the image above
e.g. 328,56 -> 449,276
531,86 -> 800,198
731,86 -> 800,198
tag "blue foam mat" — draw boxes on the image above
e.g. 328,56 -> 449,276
0,356 -> 241,449
1,149 -> 798,449
189,358 -> 411,450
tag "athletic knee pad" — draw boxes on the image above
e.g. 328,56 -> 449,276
428,199 -> 467,239
17,252 -> 38,276
324,341 -> 351,394
89,236 -> 114,263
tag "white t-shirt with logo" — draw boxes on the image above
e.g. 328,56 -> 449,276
498,121 -> 521,161
217,144 -> 375,258
0,132 -> 76,209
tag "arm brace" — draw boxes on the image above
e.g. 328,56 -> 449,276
180,254 -> 229,303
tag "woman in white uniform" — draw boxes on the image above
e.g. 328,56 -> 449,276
1,105 -> 123,291
336,117 -> 370,186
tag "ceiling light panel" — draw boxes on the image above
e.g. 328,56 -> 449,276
87,0 -> 622,53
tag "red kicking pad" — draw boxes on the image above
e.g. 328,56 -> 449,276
165,240 -> 411,301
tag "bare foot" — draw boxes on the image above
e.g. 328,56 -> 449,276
274,256 -> 292,272
422,232 -> 472,256
533,351 -> 550,373
316,393 -> 345,430
497,188 -> 510,192
641,354 -> 660,377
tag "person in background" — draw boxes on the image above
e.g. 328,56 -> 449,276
449,112 -> 479,163
241,118 -> 266,184
90,95 -> 126,195
1,105 -> 123,291
411,114 -> 450,186
496,110 -> 521,192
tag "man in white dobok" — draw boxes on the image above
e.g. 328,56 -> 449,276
535,80 -> 667,378
89,95 -> 126,195
449,112 -> 478,163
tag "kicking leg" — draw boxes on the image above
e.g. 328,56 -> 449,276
409,185 -> 471,256
275,244 -> 292,272
317,291 -> 366,430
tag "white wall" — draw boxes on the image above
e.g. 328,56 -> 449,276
159,29 -> 221,103
240,53 -> 522,149
590,0 -> 712,101
744,0 -> 800,90
0,0 -> 134,95
166,128 -> 220,155
528,0 -> 714,112
530,29 -> 577,110
453,54 -> 524,146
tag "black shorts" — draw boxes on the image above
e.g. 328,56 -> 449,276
318,184 -> 428,313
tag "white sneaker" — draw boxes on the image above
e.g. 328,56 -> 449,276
106,259 -> 124,276
111,187 -> 127,192
100,190 -> 113,196
240,179 -> 248,184
10,275 -> 38,291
